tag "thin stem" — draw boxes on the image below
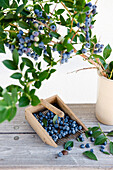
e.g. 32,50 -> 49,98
4,30 -> 19,33
98,123 -> 111,142
71,29 -> 79,42
67,67 -> 97,74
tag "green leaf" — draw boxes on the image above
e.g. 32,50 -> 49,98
16,4 -> 24,15
34,81 -> 41,89
94,135 -> 107,145
44,4 -> 49,14
107,131 -> 113,136
79,34 -> 85,42
31,95 -> 40,106
57,44 -> 64,51
109,142 -> 113,155
78,13 -> 86,23
7,106 -> 17,121
92,131 -> 102,138
83,6 -> 90,12
64,141 -> 74,149
3,60 -> 18,70
22,57 -> 33,68
91,126 -> 99,132
50,69 -> 56,73
20,62 -> 25,71
0,109 -> 9,123
0,86 -> 3,97
103,44 -> 112,60
0,0 -> 9,9
18,21 -> 29,29
56,9 -> 65,15
103,151 -> 110,155
60,15 -> 66,25
83,151 -> 98,161
30,89 -> 35,96
12,49 -> 19,65
39,71 -> 49,81
32,46 -> 42,56
53,115 -> 58,124
43,118 -> 47,127
3,92 -> 12,106
67,44 -> 74,52
22,0 -> 28,4
19,96 -> 30,107
6,85 -> 22,92
0,42 -> 5,53
10,72 -> 22,79
12,88 -> 18,103
50,32 -> 60,39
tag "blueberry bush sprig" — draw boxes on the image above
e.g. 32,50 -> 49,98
0,0 -> 113,122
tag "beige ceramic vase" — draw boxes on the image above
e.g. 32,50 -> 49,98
96,72 -> 113,125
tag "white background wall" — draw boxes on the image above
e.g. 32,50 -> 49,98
0,0 -> 113,103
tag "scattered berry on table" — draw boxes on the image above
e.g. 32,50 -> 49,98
88,130 -> 93,135
101,145 -> 105,149
67,146 -> 72,151
90,137 -> 95,142
85,143 -> 90,148
103,141 -> 107,145
90,149 -> 94,153
58,152 -> 63,157
80,144 -> 85,149
62,150 -> 68,155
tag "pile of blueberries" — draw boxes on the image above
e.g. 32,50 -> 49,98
33,110 -> 83,143
80,130 -> 107,153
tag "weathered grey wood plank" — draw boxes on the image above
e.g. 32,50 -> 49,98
0,104 -> 112,133
0,133 -> 113,168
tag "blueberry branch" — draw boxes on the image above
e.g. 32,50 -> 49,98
98,123 -> 111,142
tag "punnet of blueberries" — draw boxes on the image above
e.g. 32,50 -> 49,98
33,109 -> 83,143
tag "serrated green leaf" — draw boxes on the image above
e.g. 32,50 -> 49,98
22,57 -> 33,68
16,4 -> 24,15
64,141 -> 74,149
3,60 -> 18,70
19,96 -> 30,107
12,49 -> 19,65
10,73 -> 22,79
103,44 -> 112,60
83,151 -> 98,161
53,115 -> 58,124
31,95 -> 40,106
107,131 -> 113,136
94,135 -> 107,145
109,142 -> 113,155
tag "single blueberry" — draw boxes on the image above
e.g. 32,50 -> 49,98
50,25 -> 56,31
19,38 -> 25,44
90,149 -> 94,153
80,144 -> 85,149
17,34 -> 21,39
103,141 -> 107,145
58,152 -> 63,157
88,130 -> 93,135
67,146 -> 72,151
78,126 -> 82,130
19,30 -> 23,35
90,137 -> 95,142
85,143 -> 90,148
82,48 -> 87,54
101,145 -> 105,149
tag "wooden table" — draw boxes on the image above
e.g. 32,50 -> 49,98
0,104 -> 113,169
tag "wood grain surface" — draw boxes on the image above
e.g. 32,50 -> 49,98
0,104 -> 113,169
